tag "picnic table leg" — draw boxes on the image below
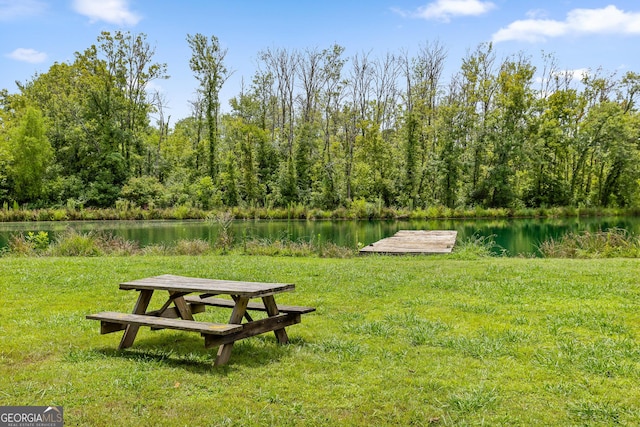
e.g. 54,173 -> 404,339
262,295 -> 289,344
170,291 -> 194,321
119,289 -> 154,349
231,295 -> 254,322
215,296 -> 249,366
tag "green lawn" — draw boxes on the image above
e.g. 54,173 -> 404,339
1,255 -> 639,426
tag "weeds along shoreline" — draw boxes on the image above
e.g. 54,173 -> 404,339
4,225 -> 640,259
1,203 -> 640,222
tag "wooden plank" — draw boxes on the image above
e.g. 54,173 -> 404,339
359,230 -> 457,255
120,274 -> 295,297
205,313 -> 301,348
86,312 -> 242,335
100,322 -> 126,334
183,296 -> 316,314
146,304 -> 206,319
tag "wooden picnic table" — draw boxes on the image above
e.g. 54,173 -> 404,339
87,274 -> 315,366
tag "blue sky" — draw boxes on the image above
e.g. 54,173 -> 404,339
2,0 -> 640,121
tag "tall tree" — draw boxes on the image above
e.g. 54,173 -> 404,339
458,43 -> 498,205
259,47 -> 298,159
401,41 -> 447,206
8,107 -> 52,203
343,52 -> 372,202
318,44 -> 346,208
187,33 -> 230,181
97,31 -> 168,170
480,54 -> 535,207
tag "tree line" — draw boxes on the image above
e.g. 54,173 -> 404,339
1,31 -> 639,211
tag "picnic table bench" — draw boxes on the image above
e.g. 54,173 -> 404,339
86,274 -> 315,366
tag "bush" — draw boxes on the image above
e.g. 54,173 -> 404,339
94,232 -> 140,256
120,176 -> 166,208
26,231 -> 50,250
194,176 -> 222,210
49,229 -> 102,256
7,234 -> 37,256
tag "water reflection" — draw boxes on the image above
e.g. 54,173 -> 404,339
1,217 -> 639,256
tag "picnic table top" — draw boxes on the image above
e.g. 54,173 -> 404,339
119,274 -> 295,298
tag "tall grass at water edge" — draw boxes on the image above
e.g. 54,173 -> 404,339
1,203 -> 639,222
538,228 -> 640,258
5,226 -> 640,259
3,227 -> 358,258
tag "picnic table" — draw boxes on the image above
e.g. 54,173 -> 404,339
86,274 -> 315,366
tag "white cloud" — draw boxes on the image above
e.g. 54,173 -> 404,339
536,68 -> 590,84
394,0 -> 496,23
493,5 -> 640,43
565,68 -> 590,82
525,9 -> 548,20
72,0 -> 141,26
7,48 -> 48,63
0,0 -> 47,21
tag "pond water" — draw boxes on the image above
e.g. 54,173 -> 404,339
1,216 -> 640,256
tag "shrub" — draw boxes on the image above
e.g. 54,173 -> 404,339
26,231 -> 50,251
94,232 -> 140,256
194,176 -> 222,210
120,176 -> 166,208
7,234 -> 36,256
49,229 -> 102,256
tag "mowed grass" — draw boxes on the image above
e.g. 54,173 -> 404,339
1,255 -> 640,426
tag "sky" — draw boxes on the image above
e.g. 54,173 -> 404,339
2,0 -> 640,122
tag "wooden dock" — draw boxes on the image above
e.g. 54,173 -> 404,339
359,230 -> 457,255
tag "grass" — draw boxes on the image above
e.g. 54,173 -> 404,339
538,228 -> 640,258
4,228 -> 358,258
2,255 -> 640,425
2,204 -> 639,223
9,226 -> 640,260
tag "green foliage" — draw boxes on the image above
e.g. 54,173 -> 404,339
193,176 -> 221,209
7,233 -> 36,256
49,229 -> 102,256
538,228 -> 640,258
26,231 -> 50,250
206,211 -> 235,250
3,34 -> 640,213
120,176 -> 166,208
241,236 -> 355,258
187,33 -> 229,181
172,239 -> 212,255
7,107 -> 52,203
451,233 -> 504,259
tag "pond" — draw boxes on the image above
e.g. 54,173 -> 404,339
1,216 -> 640,256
